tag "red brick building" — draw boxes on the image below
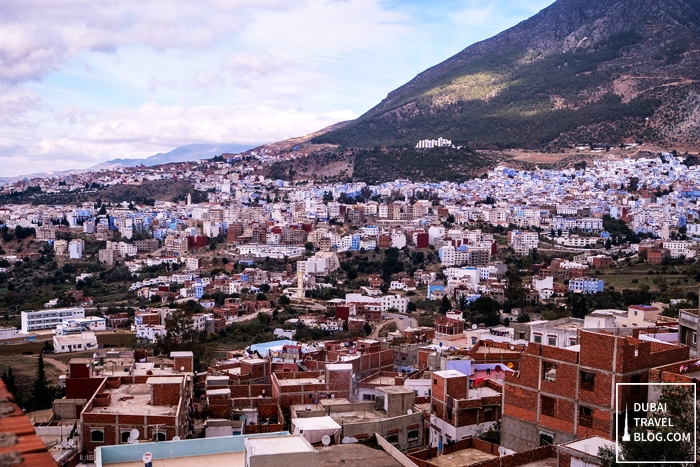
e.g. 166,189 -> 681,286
501,330 -> 689,451
429,369 -> 502,447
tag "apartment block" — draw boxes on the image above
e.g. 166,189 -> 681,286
501,330 -> 688,451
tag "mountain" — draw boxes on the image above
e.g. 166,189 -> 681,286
89,143 -> 257,170
314,0 -> 700,150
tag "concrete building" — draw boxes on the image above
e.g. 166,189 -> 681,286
500,330 -> 688,451
53,331 -> 98,353
69,238 -> 84,259
429,369 -> 502,448
81,354 -> 194,461
678,290 -> 700,355
21,307 -> 85,333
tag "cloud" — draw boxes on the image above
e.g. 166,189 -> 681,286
0,0 -> 296,84
0,85 -> 43,126
0,102 -> 359,176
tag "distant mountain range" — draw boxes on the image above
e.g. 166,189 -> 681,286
314,0 -> 700,150
0,142 -> 257,183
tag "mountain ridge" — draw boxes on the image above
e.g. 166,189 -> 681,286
314,0 -> 700,150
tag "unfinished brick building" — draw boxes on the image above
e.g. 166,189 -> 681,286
429,370 -> 502,447
501,330 -> 689,451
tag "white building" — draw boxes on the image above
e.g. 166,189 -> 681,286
21,307 -> 85,333
53,331 -> 98,353
68,239 -> 84,259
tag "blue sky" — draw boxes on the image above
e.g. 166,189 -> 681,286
0,0 -> 553,177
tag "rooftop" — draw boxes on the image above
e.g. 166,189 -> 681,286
87,381 -> 181,416
105,452 -> 244,467
424,448 -> 496,467
318,444 -> 403,467
245,435 -> 315,456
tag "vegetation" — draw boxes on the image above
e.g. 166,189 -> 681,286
313,31 -> 659,150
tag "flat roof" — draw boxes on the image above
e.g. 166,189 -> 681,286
433,369 -> 467,379
146,376 -> 184,385
87,383 -> 178,417
245,435 -> 314,455
319,444 -> 403,467
424,448 -> 496,467
377,386 -> 415,395
563,436 -> 615,456
105,452 -> 244,467
365,376 -> 396,386
278,377 -> 325,386
170,351 -> 193,357
326,363 -> 353,371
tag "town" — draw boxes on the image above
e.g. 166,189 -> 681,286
0,147 -> 699,466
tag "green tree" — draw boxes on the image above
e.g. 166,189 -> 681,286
2,366 -> 16,394
600,385 -> 696,464
30,353 -> 52,410
439,295 -> 452,314
363,322 -> 372,336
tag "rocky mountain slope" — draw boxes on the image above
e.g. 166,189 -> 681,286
314,0 -> 700,150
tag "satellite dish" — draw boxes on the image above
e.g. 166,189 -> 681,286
133,439 -> 139,444
407,409 -> 413,414
142,452 -> 153,463
342,437 -> 358,444
130,429 -> 140,439
67,439 -> 74,446
86,363 -> 91,368
172,436 -> 181,441
127,437 -> 134,444
180,366 -> 185,371
61,440 -> 68,448
321,435 -> 331,446
471,324 -> 477,330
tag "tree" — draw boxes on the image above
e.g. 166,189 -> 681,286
2,366 -> 16,394
278,295 -> 290,306
363,322 -> 372,336
600,385 -> 696,464
439,296 -> 452,314
154,309 -> 200,358
31,353 -> 52,410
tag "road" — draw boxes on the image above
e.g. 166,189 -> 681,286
388,312 -> 417,331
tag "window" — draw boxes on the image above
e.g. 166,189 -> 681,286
547,336 -> 557,347
387,434 -> 399,444
539,431 -> 554,446
433,379 -> 437,385
533,334 -> 542,344
519,332 -> 525,340
91,430 -> 104,443
541,396 -> 555,417
153,432 -> 166,442
578,405 -> 594,428
542,362 -> 557,382
569,338 -> 577,346
121,431 -> 131,443
630,374 -> 642,395
694,332 -> 697,345
362,394 -> 375,401
408,431 -> 419,441
580,371 -> 595,391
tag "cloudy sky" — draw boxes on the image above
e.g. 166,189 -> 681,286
0,0 -> 554,177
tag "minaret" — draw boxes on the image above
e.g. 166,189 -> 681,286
622,405 -> 631,442
186,193 -> 192,206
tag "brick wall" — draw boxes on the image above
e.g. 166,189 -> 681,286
152,383 -> 181,407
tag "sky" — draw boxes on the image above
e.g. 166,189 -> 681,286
0,0 -> 554,177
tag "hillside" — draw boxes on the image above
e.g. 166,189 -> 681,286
0,179 -> 201,206
314,0 -> 700,150
265,147 -> 521,184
